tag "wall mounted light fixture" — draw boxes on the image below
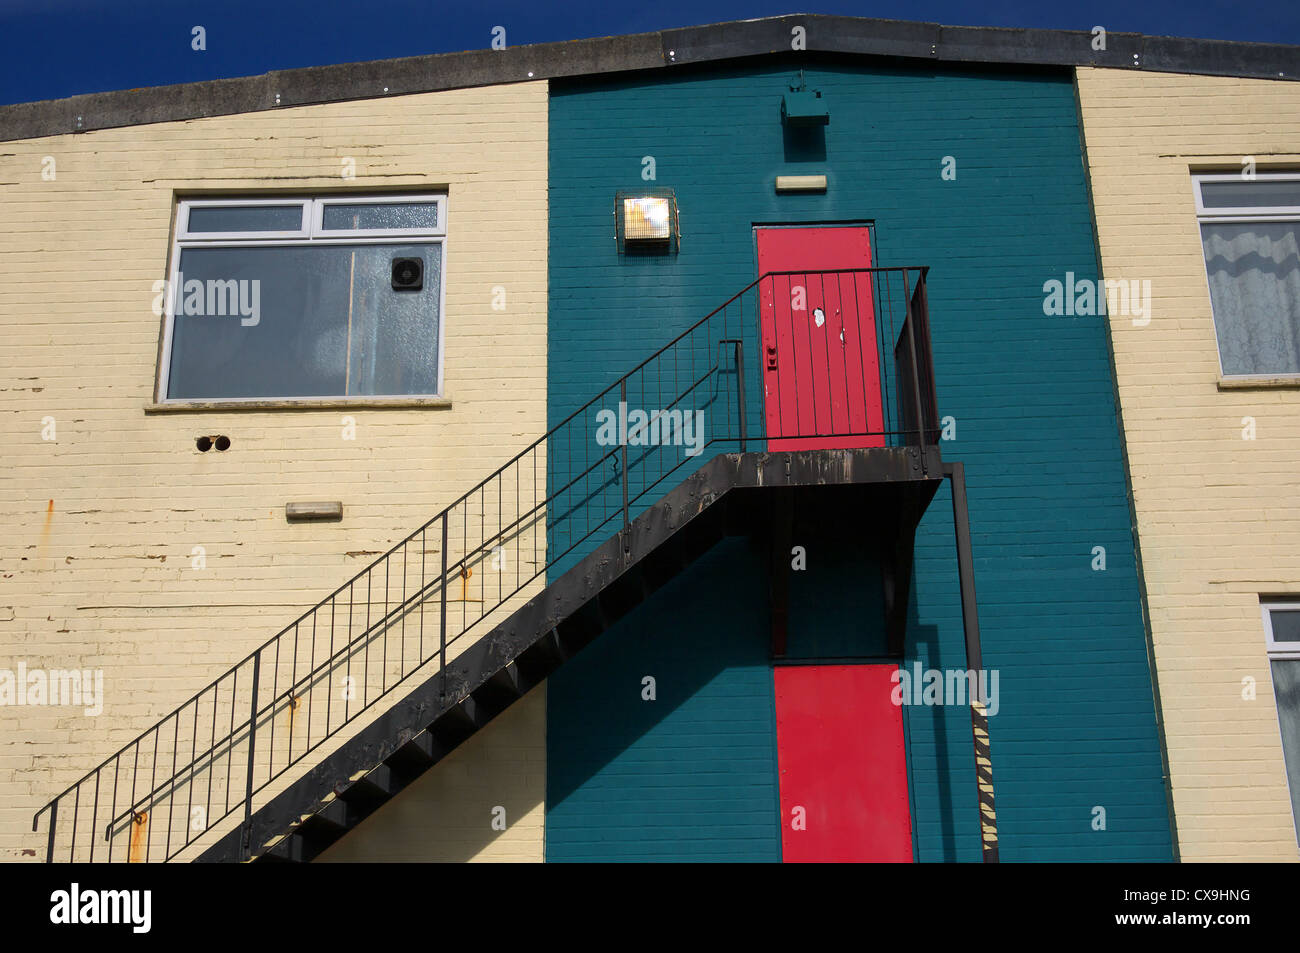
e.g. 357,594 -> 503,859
615,188 -> 680,254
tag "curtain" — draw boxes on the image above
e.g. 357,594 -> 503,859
1201,222 -> 1300,376
1270,659 -> 1300,847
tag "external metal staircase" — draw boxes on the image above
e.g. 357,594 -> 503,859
34,266 -> 998,862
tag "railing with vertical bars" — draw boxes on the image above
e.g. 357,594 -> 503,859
33,265 -> 938,862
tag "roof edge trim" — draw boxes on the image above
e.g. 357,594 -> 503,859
1,13 -> 1296,142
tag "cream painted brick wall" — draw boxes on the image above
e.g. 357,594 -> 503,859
317,685 -> 545,863
1076,67 -> 1300,861
0,82 -> 548,862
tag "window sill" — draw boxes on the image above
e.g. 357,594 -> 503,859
1216,377 -> 1300,391
144,396 -> 453,413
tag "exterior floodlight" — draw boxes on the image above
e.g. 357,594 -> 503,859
622,197 -> 672,240
615,190 -> 679,254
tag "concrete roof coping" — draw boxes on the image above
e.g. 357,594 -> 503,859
1,13 -> 1297,142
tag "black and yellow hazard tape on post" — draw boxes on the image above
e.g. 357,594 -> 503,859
970,697 -> 999,863
945,461 -> 998,863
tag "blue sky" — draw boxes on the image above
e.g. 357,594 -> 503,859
0,0 -> 1295,106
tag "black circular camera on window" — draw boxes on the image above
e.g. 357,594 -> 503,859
391,257 -> 423,291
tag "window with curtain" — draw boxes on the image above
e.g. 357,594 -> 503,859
160,195 -> 446,401
1196,175 -> 1300,377
1262,600 -> 1300,847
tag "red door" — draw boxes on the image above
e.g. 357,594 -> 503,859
774,664 -> 913,862
755,226 -> 883,451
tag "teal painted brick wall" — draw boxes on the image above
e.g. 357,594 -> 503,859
546,58 -> 1172,862
546,531 -> 897,861
546,540 -> 781,861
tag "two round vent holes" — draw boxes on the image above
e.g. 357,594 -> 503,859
196,435 -> 232,453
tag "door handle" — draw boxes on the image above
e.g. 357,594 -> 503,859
766,344 -> 778,370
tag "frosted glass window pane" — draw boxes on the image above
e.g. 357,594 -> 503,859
321,203 -> 439,231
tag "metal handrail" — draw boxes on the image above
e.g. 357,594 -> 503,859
34,265 -> 937,862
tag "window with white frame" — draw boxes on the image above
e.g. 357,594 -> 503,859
1194,174 -> 1300,378
1262,599 -> 1300,845
159,194 -> 446,401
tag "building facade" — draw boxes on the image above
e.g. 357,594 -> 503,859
1,82 -> 550,862
1076,67 -> 1300,861
541,58 -> 1167,861
1,15 -> 1297,862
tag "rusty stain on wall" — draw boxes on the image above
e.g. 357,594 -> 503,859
449,566 -> 482,604
128,812 -> 148,863
286,693 -> 301,735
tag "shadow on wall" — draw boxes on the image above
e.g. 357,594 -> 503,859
902,478 -> 983,864
314,685 -> 546,863
783,122 -> 827,163
546,536 -> 782,861
319,487 -> 901,862
546,500 -> 898,861
904,607 -> 968,862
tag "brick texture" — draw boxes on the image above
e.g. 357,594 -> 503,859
1077,67 -> 1300,861
0,81 -> 549,862
546,61 -> 1172,861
